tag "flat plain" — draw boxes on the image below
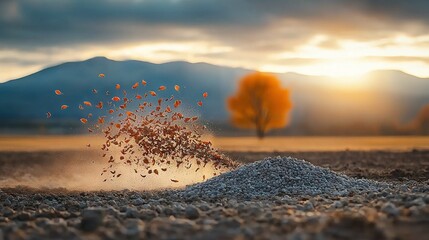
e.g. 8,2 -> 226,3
0,135 -> 428,239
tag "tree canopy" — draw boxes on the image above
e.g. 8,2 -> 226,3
227,72 -> 292,138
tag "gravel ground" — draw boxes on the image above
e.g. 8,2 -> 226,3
180,157 -> 387,200
226,150 -> 429,182
0,150 -> 429,240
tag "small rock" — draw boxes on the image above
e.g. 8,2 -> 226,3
119,205 -> 128,213
15,211 -> 32,221
331,201 -> 343,209
185,205 -> 200,220
423,195 -> 429,204
108,200 -> 117,206
34,218 -> 51,228
123,219 -> 144,238
198,203 -> 211,212
408,206 -> 420,216
35,209 -> 57,218
139,209 -> 157,221
126,208 -> 140,218
162,207 -> 174,216
65,201 -> 80,212
132,198 -> 144,206
48,218 -> 67,229
381,202 -> 399,217
303,201 -> 314,211
81,207 -> 105,232
1,207 -> 15,217
410,198 -> 426,207
104,215 -> 121,228
3,199 -> 11,206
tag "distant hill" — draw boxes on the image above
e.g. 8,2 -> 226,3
1,57 -> 429,135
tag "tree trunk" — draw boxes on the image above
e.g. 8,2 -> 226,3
256,127 -> 265,139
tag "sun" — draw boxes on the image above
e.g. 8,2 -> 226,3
260,57 -> 373,88
297,59 -> 370,77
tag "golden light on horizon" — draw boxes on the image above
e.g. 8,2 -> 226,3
3,33 -> 429,83
259,34 -> 429,81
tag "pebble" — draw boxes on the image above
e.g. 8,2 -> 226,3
303,201 -> 314,211
185,205 -> 200,220
126,208 -> 140,219
331,201 -> 343,209
15,212 -> 32,221
80,207 -> 105,231
139,209 -> 157,221
1,207 -> 15,217
3,199 -> 11,206
381,202 -> 400,217
132,198 -> 144,206
123,219 -> 144,238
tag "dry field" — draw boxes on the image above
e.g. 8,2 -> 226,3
2,135 -> 429,152
0,135 -> 428,239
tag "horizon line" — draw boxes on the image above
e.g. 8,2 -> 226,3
1,56 -> 426,84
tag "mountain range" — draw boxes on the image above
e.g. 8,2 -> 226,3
1,56 -> 428,135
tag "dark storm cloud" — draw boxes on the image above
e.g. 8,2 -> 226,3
0,0 -> 264,48
362,0 -> 429,23
1,0 -> 429,52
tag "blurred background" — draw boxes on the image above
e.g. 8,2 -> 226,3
0,0 -> 429,143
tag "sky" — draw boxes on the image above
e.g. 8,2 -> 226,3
1,0 -> 429,82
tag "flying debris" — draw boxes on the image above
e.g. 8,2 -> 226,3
47,77 -> 236,183
96,101 -> 103,109
174,100 -> 182,108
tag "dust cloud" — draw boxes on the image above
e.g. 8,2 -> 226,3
0,149 -> 228,191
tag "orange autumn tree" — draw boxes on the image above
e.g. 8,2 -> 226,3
227,72 -> 292,139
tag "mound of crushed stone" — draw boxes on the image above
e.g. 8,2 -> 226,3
180,157 -> 386,199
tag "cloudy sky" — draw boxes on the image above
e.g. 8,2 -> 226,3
1,0 -> 429,82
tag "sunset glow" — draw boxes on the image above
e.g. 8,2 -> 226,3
2,1 -> 429,82
3,33 -> 429,83
2,2 -> 429,239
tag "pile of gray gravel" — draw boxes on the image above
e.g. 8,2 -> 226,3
180,157 -> 386,199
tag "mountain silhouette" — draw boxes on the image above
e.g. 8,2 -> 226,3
1,57 -> 429,135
